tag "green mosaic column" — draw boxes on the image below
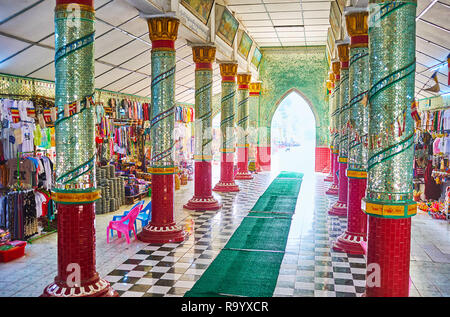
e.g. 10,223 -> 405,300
362,0 -> 417,297
184,45 -> 221,210
42,0 -> 115,298
249,82 -> 262,172
330,42 -> 350,217
213,63 -> 240,192
326,61 -> 341,196
235,73 -> 253,180
325,73 -> 335,182
333,8 -> 370,255
138,16 -> 185,243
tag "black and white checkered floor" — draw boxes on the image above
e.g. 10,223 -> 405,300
104,173 -> 367,297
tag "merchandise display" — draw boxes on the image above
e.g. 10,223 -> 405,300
413,107 -> 450,220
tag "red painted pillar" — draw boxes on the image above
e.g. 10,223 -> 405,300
326,61 -> 340,196
333,171 -> 367,254
184,45 -> 221,210
365,217 -> 411,296
324,147 -> 334,182
325,150 -> 339,196
138,16 -> 185,243
43,202 -> 116,297
213,63 -> 240,192
362,0 -> 417,297
42,0 -> 116,297
333,9 -> 370,254
329,44 -> 349,217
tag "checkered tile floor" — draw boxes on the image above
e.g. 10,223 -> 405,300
104,173 -> 367,297
273,179 -> 366,297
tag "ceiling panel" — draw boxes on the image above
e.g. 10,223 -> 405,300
301,2 -> 331,10
416,20 -> 450,51
269,11 -> 302,20
272,19 -> 303,26
0,0 -> 54,41
119,54 -> 151,73
96,0 -> 139,27
302,10 -> 330,19
0,34 -> 29,63
236,12 -> 270,20
99,40 -> 149,65
265,3 -> 302,12
27,63 -> 54,82
95,68 -> 130,88
123,78 -> 151,95
229,4 -> 266,13
102,72 -> 148,92
0,0 -> 39,23
94,29 -> 135,60
0,45 -> 53,76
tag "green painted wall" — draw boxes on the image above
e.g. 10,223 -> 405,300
258,46 -> 329,147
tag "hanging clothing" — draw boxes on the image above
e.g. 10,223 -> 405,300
424,161 -> 441,201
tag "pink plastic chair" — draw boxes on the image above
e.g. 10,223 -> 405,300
106,201 -> 144,244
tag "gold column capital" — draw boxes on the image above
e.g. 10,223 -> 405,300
219,63 -> 238,78
237,73 -> 252,87
337,42 -> 350,68
192,46 -> 216,64
147,16 -> 180,44
249,82 -> 262,94
332,60 -> 341,78
345,9 -> 369,48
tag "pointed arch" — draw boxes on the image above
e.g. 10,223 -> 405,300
267,88 -> 319,127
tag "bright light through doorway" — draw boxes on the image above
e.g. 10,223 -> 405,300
271,91 -> 316,178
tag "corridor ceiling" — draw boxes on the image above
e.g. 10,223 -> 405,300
0,0 -> 448,103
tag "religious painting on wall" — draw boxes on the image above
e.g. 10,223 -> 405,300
180,0 -> 215,25
251,46 -> 262,69
238,32 -> 253,59
217,8 -> 239,46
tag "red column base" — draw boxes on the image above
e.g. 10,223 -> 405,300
326,184 -> 339,196
364,217 -> 411,297
235,171 -> 253,180
328,201 -> 347,217
333,232 -> 367,255
41,277 -> 117,297
213,181 -> 240,192
324,175 -> 333,182
184,196 -> 221,211
138,223 -> 186,244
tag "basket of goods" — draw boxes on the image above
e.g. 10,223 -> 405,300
0,241 -> 27,263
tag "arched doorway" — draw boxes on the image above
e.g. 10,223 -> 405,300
270,90 -> 316,178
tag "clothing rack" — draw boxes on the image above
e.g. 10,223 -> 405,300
15,151 -> 35,190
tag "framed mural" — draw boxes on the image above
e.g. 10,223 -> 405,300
238,32 -> 253,59
217,8 -> 239,47
251,46 -> 262,69
180,0 -> 215,25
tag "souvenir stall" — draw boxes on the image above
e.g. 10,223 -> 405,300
174,104 -> 195,188
414,95 -> 450,220
95,91 -> 152,207
0,76 -> 57,260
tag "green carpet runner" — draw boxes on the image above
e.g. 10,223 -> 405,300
185,171 -> 304,297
